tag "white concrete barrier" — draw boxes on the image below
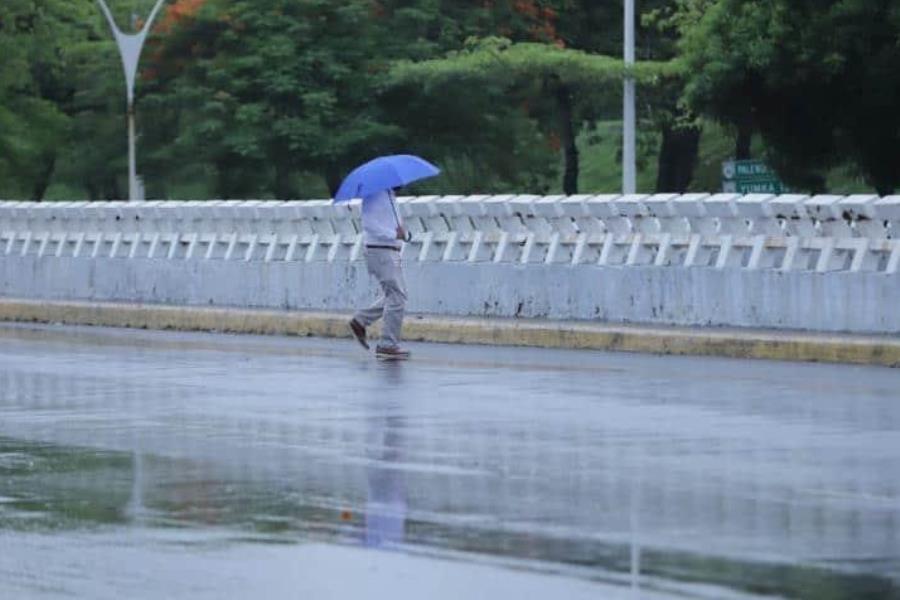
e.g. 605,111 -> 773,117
1,195 -> 899,333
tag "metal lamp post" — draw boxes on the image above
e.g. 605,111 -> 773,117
623,0 -> 637,194
95,0 -> 167,202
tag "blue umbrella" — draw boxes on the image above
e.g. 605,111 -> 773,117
334,154 -> 440,203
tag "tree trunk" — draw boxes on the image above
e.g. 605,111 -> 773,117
325,166 -> 343,198
655,123 -> 701,193
215,156 -> 257,199
556,84 -> 579,195
735,114 -> 753,160
104,178 -> 123,201
274,162 -> 296,200
31,153 -> 57,201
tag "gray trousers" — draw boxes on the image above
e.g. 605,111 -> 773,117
354,248 -> 407,348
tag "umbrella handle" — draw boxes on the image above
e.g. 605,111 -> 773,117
389,193 -> 413,242
389,192 -> 401,226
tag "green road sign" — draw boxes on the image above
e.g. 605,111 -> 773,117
722,159 -> 788,194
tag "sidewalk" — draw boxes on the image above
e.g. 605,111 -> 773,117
0,298 -> 897,367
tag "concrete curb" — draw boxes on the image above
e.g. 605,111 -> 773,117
1,298 -> 898,367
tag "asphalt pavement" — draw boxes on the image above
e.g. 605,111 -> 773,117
1,323 -> 898,599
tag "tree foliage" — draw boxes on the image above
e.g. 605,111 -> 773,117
0,0 -> 101,198
140,0 -> 407,198
2,0 -> 898,199
388,37 -> 680,193
389,37 -> 678,89
678,0 -> 900,194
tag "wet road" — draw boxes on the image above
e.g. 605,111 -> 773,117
1,323 -> 898,599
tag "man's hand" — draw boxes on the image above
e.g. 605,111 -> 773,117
396,226 -> 409,242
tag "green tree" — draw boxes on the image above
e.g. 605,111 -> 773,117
139,0 -> 581,197
63,33 -> 133,200
553,0 -> 703,194
678,0 -> 900,194
388,37 -> 679,194
384,0 -> 699,195
374,0 -> 576,193
0,0 -> 100,199
142,0 -> 403,198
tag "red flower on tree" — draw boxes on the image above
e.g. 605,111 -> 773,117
154,0 -> 206,35
509,0 -> 562,44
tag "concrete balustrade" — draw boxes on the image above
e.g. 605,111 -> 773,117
1,195 -> 899,334
2,194 -> 899,270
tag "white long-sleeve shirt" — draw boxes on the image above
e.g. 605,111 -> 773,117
362,189 -> 402,248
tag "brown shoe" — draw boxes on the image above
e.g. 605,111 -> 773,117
375,345 -> 411,360
349,319 -> 369,350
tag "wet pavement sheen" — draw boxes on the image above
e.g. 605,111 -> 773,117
1,323 -> 899,599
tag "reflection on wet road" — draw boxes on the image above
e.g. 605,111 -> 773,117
1,323 -> 899,599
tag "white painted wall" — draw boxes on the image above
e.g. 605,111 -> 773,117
1,195 -> 899,333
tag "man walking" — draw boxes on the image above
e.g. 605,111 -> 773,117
349,188 -> 411,360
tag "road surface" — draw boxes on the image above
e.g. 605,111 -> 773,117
1,323 -> 898,599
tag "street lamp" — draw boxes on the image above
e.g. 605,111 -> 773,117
95,0 -> 168,202
623,0 -> 636,194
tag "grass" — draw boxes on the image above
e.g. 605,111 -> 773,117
5,120 -> 883,200
575,119 -> 880,195
576,120 -> 657,194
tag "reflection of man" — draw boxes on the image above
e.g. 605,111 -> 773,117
365,413 -> 407,549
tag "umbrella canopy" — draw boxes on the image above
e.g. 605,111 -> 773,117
334,154 -> 440,203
